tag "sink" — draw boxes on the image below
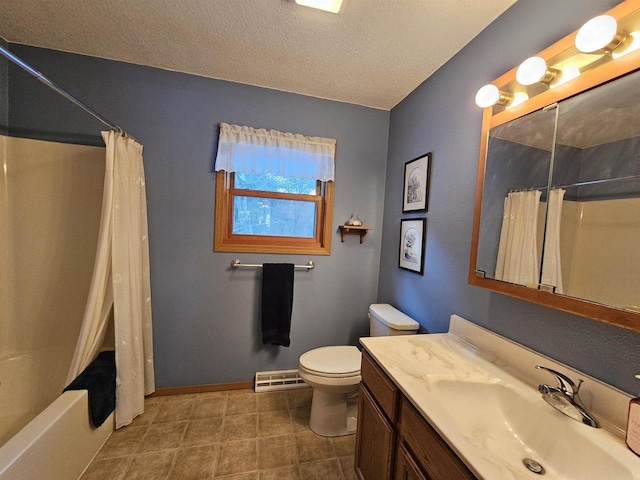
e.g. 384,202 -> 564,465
430,379 -> 636,479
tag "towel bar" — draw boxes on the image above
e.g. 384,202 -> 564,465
230,259 -> 315,270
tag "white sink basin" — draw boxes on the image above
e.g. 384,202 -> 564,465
430,379 -> 636,480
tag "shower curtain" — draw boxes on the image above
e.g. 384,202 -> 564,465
495,190 -> 542,287
67,131 -> 154,428
541,188 -> 566,294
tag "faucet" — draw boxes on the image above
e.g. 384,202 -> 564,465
535,365 -> 599,428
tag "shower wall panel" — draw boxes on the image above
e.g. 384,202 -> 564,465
0,135 -> 104,446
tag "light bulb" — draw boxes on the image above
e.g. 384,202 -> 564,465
506,92 -> 529,109
516,57 -> 549,85
551,66 -> 580,88
475,84 -> 500,108
575,15 -> 619,53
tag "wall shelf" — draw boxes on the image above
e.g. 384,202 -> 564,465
339,225 -> 372,243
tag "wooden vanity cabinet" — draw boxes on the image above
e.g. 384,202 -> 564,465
355,351 -> 477,480
355,351 -> 400,480
396,398 -> 476,480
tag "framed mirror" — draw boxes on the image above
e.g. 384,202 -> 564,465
469,1 -> 640,333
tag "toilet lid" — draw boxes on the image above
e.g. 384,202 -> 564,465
299,346 -> 361,376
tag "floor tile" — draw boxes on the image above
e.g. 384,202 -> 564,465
169,444 -> 218,479
298,458 -> 344,480
182,417 -> 224,446
258,410 -> 291,437
96,425 -> 148,459
339,455 -> 358,480
221,413 -> 258,442
216,473 -> 259,480
191,396 -> 227,419
215,439 -> 257,477
289,407 -> 311,433
331,434 -> 356,457
127,450 -> 176,480
259,465 -> 299,480
226,393 -> 258,415
130,402 -> 161,426
257,392 -> 289,412
137,421 -> 188,453
257,434 -> 297,469
286,388 -> 312,409
80,455 -> 133,480
295,431 -> 336,463
85,387 -> 356,480
155,399 -> 195,423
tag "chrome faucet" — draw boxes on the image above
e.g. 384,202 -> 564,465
535,365 -> 599,428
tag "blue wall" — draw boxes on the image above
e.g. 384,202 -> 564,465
6,45 -> 390,388
378,0 -> 640,394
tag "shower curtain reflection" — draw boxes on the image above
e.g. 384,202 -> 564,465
494,190 -> 542,287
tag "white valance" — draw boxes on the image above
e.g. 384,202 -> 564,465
215,123 -> 336,182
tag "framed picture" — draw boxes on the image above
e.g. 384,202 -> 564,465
399,218 -> 426,274
402,152 -> 432,212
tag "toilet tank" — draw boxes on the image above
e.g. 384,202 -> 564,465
368,304 -> 419,336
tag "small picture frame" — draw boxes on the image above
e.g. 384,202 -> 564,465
402,152 -> 432,212
399,218 -> 426,274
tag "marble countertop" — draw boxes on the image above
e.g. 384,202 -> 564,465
360,316 -> 639,480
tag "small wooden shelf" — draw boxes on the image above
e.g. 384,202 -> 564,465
339,225 -> 372,243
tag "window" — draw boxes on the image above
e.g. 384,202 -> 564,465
214,123 -> 335,255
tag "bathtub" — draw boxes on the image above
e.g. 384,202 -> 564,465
0,390 -> 113,480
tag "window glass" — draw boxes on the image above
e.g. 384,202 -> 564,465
234,172 -> 318,195
232,196 -> 317,237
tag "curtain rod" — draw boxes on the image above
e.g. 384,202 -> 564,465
0,45 -> 130,138
509,174 -> 640,193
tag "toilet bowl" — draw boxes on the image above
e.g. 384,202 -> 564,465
298,346 -> 361,437
299,304 -> 419,437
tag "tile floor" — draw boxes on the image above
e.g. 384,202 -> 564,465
81,388 -> 358,480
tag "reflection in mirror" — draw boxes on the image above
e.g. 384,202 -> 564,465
476,107 -> 555,287
549,69 -> 640,310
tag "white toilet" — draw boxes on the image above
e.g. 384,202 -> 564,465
298,303 -> 419,437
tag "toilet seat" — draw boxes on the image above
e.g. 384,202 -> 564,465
299,346 -> 361,378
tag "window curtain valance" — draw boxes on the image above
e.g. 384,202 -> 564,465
214,123 -> 336,182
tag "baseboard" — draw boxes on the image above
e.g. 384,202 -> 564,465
149,380 -> 254,397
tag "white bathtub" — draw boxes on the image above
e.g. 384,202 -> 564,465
0,390 -> 113,480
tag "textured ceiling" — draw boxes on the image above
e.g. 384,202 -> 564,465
0,0 -> 516,110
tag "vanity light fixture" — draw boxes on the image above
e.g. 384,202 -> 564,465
613,32 -> 640,59
292,0 -> 344,13
475,84 -> 513,108
516,56 -> 560,85
575,15 -> 626,53
505,91 -> 529,109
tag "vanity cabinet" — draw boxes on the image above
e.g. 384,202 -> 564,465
355,351 -> 400,480
355,351 -> 477,480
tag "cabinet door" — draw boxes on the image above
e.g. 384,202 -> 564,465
395,443 -> 429,480
355,384 -> 395,480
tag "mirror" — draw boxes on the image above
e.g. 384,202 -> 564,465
470,2 -> 640,333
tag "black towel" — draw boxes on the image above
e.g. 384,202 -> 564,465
64,350 -> 116,427
261,263 -> 295,347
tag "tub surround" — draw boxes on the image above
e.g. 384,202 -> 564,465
360,315 -> 637,479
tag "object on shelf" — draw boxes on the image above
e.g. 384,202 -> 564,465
345,213 -> 363,226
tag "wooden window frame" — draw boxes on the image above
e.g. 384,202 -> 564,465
214,170 -> 334,255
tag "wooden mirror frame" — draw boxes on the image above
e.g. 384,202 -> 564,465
469,0 -> 640,333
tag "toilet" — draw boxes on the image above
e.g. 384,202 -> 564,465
298,303 -> 419,437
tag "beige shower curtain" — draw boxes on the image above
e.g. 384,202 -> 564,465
67,131 -> 154,428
